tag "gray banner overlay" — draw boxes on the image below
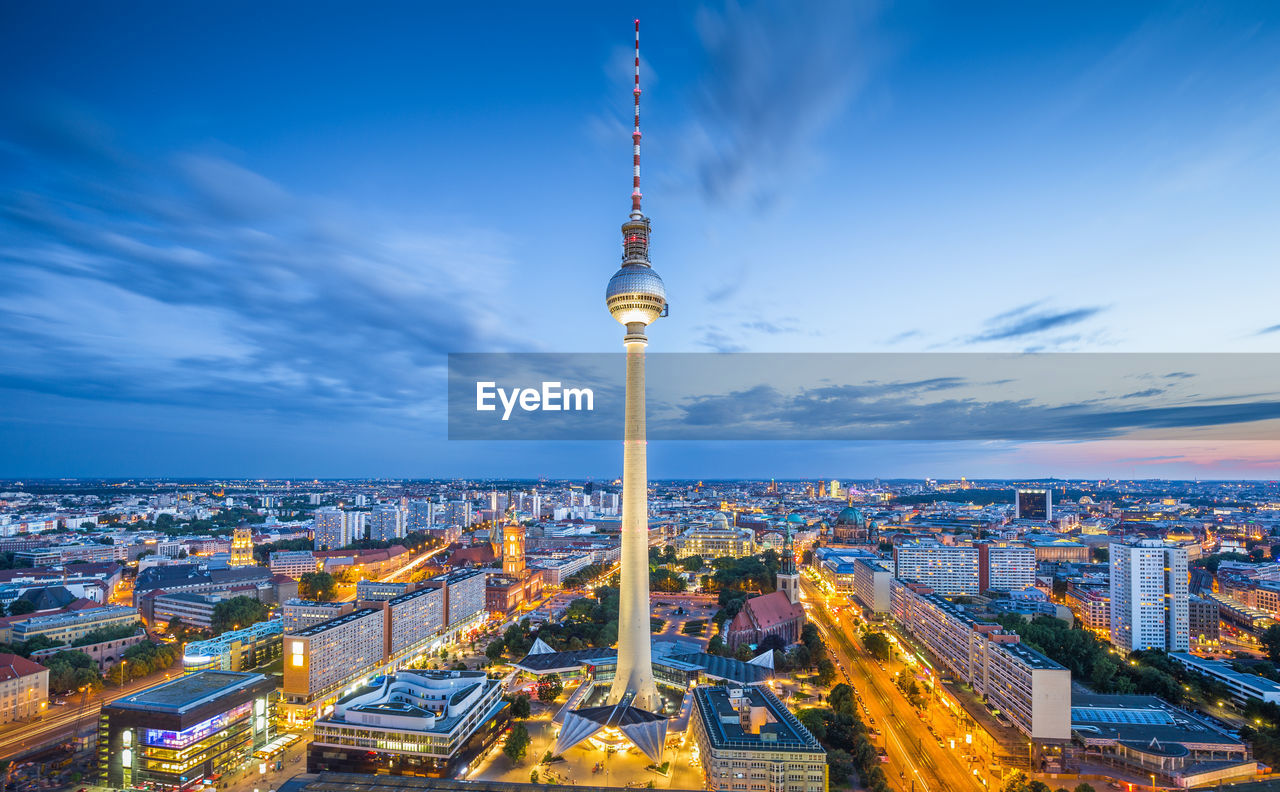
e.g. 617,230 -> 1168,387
447,353 -> 1280,442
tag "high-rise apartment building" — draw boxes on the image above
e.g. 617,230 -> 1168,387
1110,538 -> 1189,652
893,543 -> 980,595
977,542 -> 1037,592
890,579 -> 1070,741
314,507 -> 367,550
369,505 -> 406,542
407,500 -> 435,533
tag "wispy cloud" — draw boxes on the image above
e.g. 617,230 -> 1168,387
685,0 -> 879,208
0,102 -> 518,423
1259,323 -> 1280,335
968,304 -> 1107,344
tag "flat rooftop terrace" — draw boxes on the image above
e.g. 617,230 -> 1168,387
108,670 -> 267,714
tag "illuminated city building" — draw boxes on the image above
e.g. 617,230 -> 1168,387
1014,488 -> 1053,522
689,684 -> 828,792
183,619 -> 283,672
229,524 -> 254,567
890,579 -> 1071,741
308,669 -> 507,777
1110,538 -> 1189,652
98,670 -> 276,790
675,513 -> 756,560
0,653 -> 48,725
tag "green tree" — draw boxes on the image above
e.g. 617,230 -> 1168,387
828,683 -> 856,716
1262,624 -> 1280,664
508,693 -> 531,719
299,571 -> 337,601
486,639 -> 506,662
504,722 -> 530,765
537,673 -> 564,703
7,599 -> 35,616
815,657 -> 837,686
1074,783 -> 1097,792
797,708 -> 827,741
862,631 -> 890,661
210,596 -> 270,635
679,554 -> 704,572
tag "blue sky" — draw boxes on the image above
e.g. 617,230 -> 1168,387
2,1 -> 1280,479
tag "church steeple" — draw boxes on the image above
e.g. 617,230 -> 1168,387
777,513 -> 800,604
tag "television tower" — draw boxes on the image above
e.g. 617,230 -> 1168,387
604,18 -> 666,712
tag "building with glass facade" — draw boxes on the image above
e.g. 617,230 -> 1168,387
98,670 -> 276,791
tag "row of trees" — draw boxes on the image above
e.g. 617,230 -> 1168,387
797,683 -> 891,791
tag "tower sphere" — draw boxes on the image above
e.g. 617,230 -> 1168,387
605,265 -> 666,326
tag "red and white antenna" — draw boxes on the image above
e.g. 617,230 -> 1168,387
631,18 -> 643,217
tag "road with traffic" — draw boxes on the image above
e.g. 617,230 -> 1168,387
800,575 -> 987,792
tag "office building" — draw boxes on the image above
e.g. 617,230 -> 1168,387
12,604 -> 139,645
355,579 -> 411,601
1110,538 -> 1189,653
1189,594 -> 1220,644
528,553 -> 592,587
852,558 -> 893,616
183,620 -> 283,672
890,579 -> 1071,741
308,669 -> 507,778
1015,488 -> 1052,521
270,550 -> 319,579
893,543 -> 980,595
98,670 -> 276,790
151,592 -> 224,631
370,505 -> 406,542
814,547 -> 877,594
689,684 -> 828,792
0,654 -> 48,724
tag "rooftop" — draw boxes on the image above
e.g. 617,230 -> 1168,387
110,670 -> 269,713
693,684 -> 823,753
1071,692 -> 1243,749
295,607 -> 380,637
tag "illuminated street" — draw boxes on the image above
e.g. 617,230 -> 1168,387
800,575 -> 991,792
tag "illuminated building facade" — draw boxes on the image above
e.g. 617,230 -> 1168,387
229,525 -> 254,567
1110,538 -> 1189,652
98,670 -> 276,790
183,620 -> 283,672
308,669 -> 507,777
689,684 -> 828,792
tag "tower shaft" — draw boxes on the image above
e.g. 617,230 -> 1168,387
607,329 -> 660,711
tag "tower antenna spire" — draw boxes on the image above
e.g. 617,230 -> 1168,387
631,18 -> 643,218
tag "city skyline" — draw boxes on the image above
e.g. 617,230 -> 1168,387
4,2 -> 1280,478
